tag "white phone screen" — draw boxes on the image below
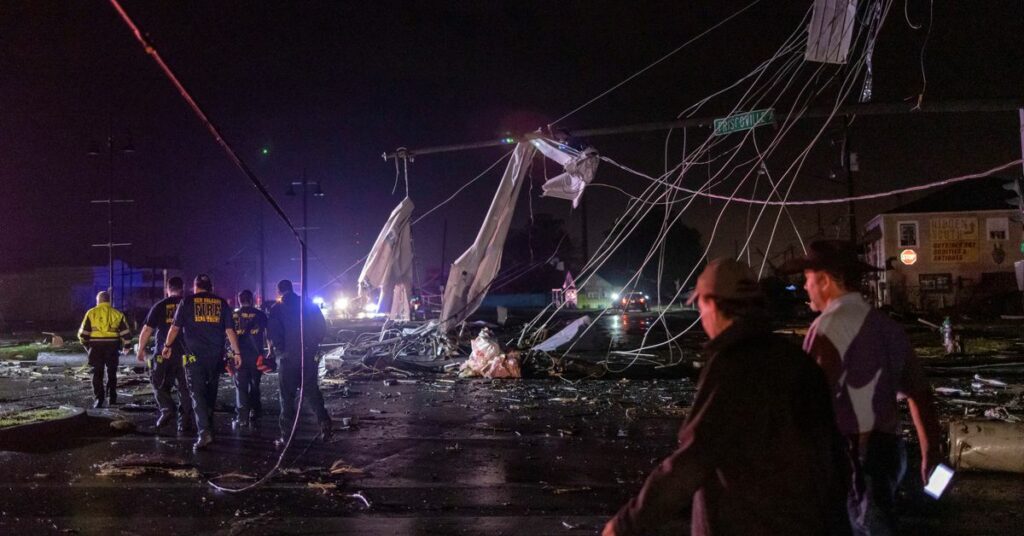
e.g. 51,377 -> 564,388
924,463 -> 954,499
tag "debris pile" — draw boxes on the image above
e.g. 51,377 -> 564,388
458,328 -> 521,379
95,454 -> 200,479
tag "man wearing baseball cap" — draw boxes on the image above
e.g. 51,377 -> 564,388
162,274 -> 243,451
605,258 -> 849,536
781,240 -> 941,535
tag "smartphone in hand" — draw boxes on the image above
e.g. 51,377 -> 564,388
924,463 -> 954,499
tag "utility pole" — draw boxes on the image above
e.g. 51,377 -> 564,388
88,124 -> 134,309
287,172 -> 324,295
440,218 -> 448,286
258,147 -> 269,307
579,198 -> 590,264
258,200 -> 265,306
842,116 -> 857,245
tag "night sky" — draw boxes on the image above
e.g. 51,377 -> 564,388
2,1 -> 1022,299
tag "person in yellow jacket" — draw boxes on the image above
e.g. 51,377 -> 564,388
78,291 -> 132,408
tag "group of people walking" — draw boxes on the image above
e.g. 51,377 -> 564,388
78,274 -> 333,452
603,240 -> 942,536
78,239 -> 941,534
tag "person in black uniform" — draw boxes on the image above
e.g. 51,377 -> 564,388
231,289 -> 268,429
137,277 -> 195,433
162,274 -> 242,451
267,279 -> 332,445
77,291 -> 132,408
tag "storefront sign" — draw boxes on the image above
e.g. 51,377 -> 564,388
930,217 -> 978,263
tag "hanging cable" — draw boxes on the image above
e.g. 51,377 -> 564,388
108,0 -> 310,494
911,0 -> 934,110
547,0 -> 764,128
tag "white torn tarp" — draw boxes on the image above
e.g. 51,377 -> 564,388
439,142 -> 536,332
358,197 -> 415,321
533,316 -> 592,352
530,139 -> 599,208
805,0 -> 857,64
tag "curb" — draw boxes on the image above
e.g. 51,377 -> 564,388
37,352 -> 140,367
0,406 -> 88,449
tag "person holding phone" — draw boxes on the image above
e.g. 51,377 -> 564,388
604,259 -> 850,536
783,240 -> 942,535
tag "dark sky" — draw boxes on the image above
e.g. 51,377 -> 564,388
2,1 -> 1022,298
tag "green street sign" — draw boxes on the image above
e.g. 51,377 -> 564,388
713,108 -> 775,136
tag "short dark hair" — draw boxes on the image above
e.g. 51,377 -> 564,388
238,289 -> 254,305
167,277 -> 184,292
194,274 -> 213,291
277,279 -> 293,293
710,295 -> 766,321
819,268 -> 865,293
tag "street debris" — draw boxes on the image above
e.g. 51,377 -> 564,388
533,316 -> 592,352
307,481 -> 337,494
949,420 -> 1024,473
329,459 -> 365,476
95,454 -> 200,479
109,418 -> 136,432
458,328 -> 521,379
550,486 -> 592,495
347,491 -> 372,508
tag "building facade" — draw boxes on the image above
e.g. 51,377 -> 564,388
863,179 -> 1023,312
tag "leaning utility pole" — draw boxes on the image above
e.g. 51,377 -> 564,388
383,99 -> 1024,161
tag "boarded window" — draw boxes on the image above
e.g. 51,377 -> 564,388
919,273 -> 952,292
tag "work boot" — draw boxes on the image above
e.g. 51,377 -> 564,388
155,413 -> 173,429
319,419 -> 333,443
193,431 -> 213,452
109,393 -> 118,405
178,420 -> 196,436
92,399 -> 104,409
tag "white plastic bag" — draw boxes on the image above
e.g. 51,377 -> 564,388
459,328 -> 521,379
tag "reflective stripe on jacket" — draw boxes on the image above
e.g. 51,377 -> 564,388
78,303 -> 131,347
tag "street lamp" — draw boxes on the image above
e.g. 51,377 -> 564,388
88,130 -> 135,309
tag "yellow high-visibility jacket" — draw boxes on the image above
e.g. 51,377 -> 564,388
78,302 -> 131,348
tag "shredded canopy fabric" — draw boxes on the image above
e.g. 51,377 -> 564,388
439,143 -> 536,332
531,139 -> 600,208
358,197 -> 415,321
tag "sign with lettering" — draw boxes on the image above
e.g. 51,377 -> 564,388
930,217 -> 978,263
713,108 -> 775,136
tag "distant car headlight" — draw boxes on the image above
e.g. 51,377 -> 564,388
335,297 -> 350,310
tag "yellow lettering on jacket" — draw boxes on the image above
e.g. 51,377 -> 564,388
164,303 -> 178,325
193,297 -> 222,323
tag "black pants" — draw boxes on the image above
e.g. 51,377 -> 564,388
151,351 -> 194,425
847,432 -> 907,536
233,354 -> 263,420
184,355 -> 223,436
88,343 -> 120,402
278,350 -> 329,436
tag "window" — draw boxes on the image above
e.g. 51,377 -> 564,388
987,217 -> 1009,241
898,221 -> 918,247
919,273 -> 952,292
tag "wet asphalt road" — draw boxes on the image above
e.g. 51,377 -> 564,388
2,311 -> 1024,535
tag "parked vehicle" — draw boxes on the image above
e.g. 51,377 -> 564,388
618,291 -> 649,312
